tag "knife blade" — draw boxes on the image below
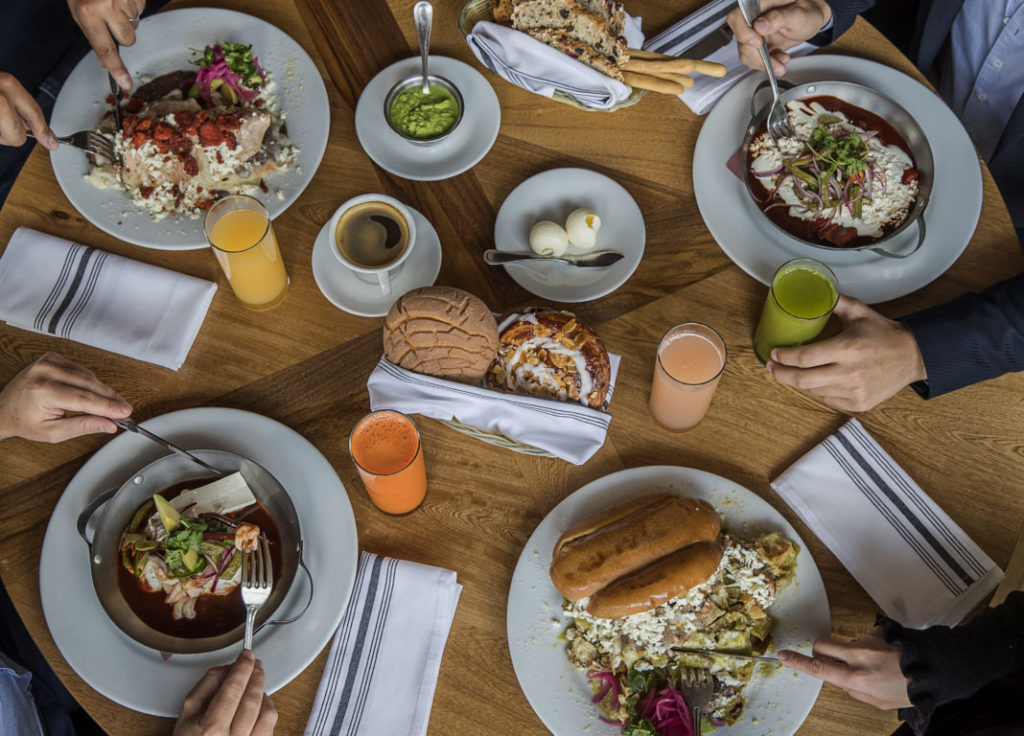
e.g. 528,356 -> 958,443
671,647 -> 781,664
681,24 -> 735,60
483,249 -> 625,268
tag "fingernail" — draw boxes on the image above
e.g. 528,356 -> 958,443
256,659 -> 264,671
119,76 -> 132,91
118,401 -> 132,415
44,130 -> 59,150
242,649 -> 255,661
754,18 -> 771,33
777,650 -> 793,661
765,361 -> 774,373
770,350 -> 779,362
102,424 -> 117,434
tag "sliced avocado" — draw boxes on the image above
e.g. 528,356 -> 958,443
181,549 -> 200,572
186,82 -> 200,99
209,78 -> 239,105
152,494 -> 180,533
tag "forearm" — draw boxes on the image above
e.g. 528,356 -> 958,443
879,591 -> 1024,733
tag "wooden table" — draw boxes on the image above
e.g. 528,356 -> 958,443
1,1 -> 1022,734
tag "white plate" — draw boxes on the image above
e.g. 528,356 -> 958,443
40,408 -> 358,716
693,56 -> 981,304
49,8 -> 330,251
507,466 -> 831,736
493,168 -> 645,302
355,56 -> 500,181
311,205 -> 442,317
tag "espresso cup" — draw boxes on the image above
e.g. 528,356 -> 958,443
328,194 -> 417,297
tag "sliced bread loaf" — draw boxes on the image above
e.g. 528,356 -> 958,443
527,27 -> 623,81
512,0 -> 627,63
575,0 -> 626,37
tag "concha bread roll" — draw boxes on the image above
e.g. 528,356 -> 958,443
586,541 -> 723,618
487,309 -> 611,409
383,286 -> 499,384
549,493 -> 720,600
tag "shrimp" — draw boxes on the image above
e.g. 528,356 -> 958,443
234,522 -> 261,552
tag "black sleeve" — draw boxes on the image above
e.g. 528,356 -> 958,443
811,1 -> 879,45
878,590 -> 1024,735
898,274 -> 1024,398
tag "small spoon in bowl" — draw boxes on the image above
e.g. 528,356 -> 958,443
414,1 -> 433,94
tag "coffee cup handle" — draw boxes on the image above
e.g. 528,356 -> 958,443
377,271 -> 392,297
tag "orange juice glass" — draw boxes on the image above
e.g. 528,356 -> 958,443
204,195 -> 289,310
649,323 -> 727,432
349,410 -> 427,515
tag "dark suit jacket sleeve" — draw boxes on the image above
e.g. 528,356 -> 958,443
811,1 -> 879,45
878,591 -> 1024,735
898,274 -> 1024,398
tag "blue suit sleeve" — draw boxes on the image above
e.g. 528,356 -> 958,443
899,274 -> 1024,398
812,1 -> 879,45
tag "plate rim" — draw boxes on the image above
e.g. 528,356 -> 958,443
506,464 -> 830,736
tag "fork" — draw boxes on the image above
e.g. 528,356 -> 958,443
680,667 -> 714,736
240,538 -> 273,651
27,129 -> 117,163
736,0 -> 795,141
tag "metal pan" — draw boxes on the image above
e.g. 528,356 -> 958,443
77,449 -> 313,654
741,79 -> 934,259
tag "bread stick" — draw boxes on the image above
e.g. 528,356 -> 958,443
624,57 -> 696,75
621,71 -> 690,95
624,52 -> 728,78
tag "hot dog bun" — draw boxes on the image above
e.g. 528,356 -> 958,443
550,493 -> 720,601
585,541 -> 723,618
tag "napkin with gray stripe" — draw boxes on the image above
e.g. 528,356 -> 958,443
304,552 -> 461,736
0,227 -> 216,370
642,0 -> 818,115
771,418 -> 1003,628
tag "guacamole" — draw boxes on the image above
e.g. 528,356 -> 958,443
389,84 -> 460,139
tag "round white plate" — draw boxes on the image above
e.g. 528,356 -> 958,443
311,205 -> 442,317
49,8 -> 330,251
693,56 -> 982,304
493,168 -> 645,302
507,466 -> 830,736
355,56 -> 500,181
40,408 -> 358,716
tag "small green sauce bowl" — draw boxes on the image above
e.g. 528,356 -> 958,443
384,74 -> 465,144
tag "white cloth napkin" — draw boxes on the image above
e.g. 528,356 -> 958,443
367,353 -> 620,465
304,552 -> 462,736
466,17 -> 644,109
643,0 -> 817,115
771,418 -> 1004,629
0,227 -> 216,370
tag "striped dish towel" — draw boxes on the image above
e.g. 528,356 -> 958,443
304,552 -> 461,736
0,227 -> 216,370
643,0 -> 818,115
366,353 -> 620,465
772,419 -> 1004,628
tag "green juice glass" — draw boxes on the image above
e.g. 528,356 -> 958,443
753,258 -> 840,363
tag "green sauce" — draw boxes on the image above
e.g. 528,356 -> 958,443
389,84 -> 460,139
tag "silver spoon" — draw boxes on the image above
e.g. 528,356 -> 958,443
414,1 -> 433,94
483,249 -> 624,268
109,418 -> 224,476
736,0 -> 795,140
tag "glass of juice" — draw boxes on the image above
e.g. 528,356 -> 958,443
649,323 -> 727,432
349,410 -> 427,515
753,258 -> 839,363
204,195 -> 289,310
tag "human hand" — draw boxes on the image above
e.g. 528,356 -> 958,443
67,0 -> 146,90
0,73 -> 58,149
778,627 -> 912,710
727,0 -> 832,75
0,353 -> 132,442
766,296 -> 926,413
173,650 -> 278,736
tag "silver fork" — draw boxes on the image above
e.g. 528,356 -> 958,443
680,667 -> 714,735
736,0 -> 795,140
240,538 -> 273,651
27,129 -> 117,163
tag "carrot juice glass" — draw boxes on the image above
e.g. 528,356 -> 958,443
349,410 -> 427,515
649,323 -> 727,432
204,194 -> 289,310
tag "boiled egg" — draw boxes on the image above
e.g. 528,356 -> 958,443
565,208 -> 602,249
529,220 -> 569,257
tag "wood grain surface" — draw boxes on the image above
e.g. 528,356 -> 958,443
0,1 -> 1022,735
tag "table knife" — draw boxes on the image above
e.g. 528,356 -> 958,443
483,249 -> 624,268
671,647 -> 781,663
681,24 -> 735,60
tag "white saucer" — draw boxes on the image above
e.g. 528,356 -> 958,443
355,56 -> 501,180
312,206 -> 442,317
493,168 -> 645,302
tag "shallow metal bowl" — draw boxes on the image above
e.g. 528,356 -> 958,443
741,80 -> 934,259
78,449 -> 310,654
384,73 -> 465,144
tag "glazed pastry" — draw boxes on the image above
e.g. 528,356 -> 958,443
487,309 -> 611,408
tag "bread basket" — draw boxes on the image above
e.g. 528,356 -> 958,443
437,416 -> 555,456
458,0 -> 646,112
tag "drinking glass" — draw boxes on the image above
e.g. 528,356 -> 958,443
349,410 -> 427,515
649,323 -> 727,431
204,195 -> 289,310
753,258 -> 839,363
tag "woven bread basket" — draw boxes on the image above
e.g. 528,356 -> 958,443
436,416 -> 556,457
